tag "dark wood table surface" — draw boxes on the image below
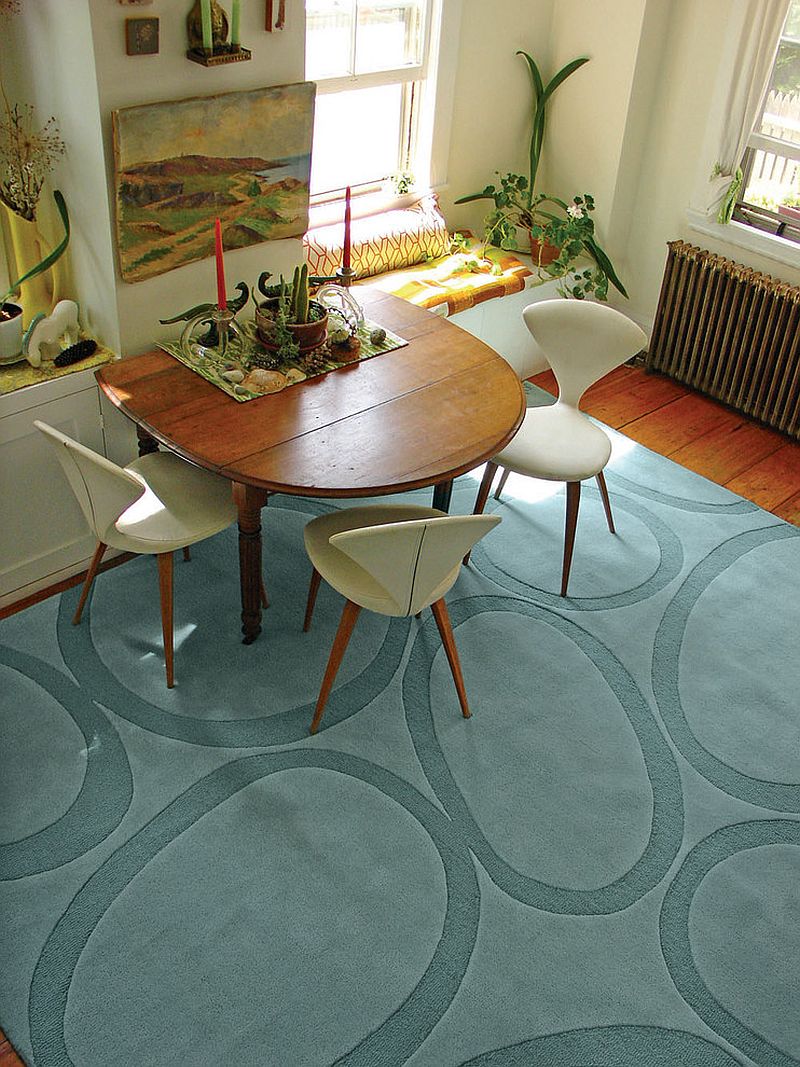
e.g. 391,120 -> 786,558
96,288 -> 525,643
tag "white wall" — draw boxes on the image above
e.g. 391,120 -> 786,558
2,0 -> 120,350
438,0 -> 554,231
86,0 -> 308,355
6,0 -> 799,350
624,0 -> 800,322
534,0 -> 800,323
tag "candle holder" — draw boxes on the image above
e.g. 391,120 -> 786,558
186,44 -> 251,66
179,304 -> 244,363
335,266 -> 357,289
186,0 -> 251,65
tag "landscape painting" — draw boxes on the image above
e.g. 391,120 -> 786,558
112,82 -> 315,283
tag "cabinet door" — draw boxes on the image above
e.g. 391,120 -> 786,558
0,386 -> 104,605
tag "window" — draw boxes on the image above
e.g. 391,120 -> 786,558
736,0 -> 800,242
305,0 -> 433,198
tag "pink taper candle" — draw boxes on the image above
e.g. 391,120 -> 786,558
342,186 -> 352,271
214,218 -> 227,309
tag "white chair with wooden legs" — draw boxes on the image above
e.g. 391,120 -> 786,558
468,300 -> 647,596
34,421 -> 243,688
302,504 -> 501,735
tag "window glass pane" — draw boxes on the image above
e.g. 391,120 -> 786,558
306,0 -> 355,80
310,84 -> 404,194
354,0 -> 425,74
743,0 -> 800,212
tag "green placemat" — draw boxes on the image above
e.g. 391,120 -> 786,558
158,317 -> 407,402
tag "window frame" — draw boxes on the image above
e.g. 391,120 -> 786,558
306,0 -> 436,202
735,4 -> 800,243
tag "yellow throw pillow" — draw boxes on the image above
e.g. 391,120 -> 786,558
304,194 -> 450,279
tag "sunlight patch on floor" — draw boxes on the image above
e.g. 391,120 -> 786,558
462,464 -> 562,504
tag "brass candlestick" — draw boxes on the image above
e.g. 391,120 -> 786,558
335,266 -> 357,289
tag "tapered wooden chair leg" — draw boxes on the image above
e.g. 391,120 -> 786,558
259,576 -> 269,609
73,541 -> 107,625
561,481 -> 582,597
303,568 -> 322,632
183,546 -> 191,562
596,470 -> 615,534
310,599 -> 361,734
157,551 -> 175,688
431,598 -> 471,719
464,461 -> 498,565
494,468 -> 511,501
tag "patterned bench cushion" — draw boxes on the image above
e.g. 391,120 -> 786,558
303,194 -> 450,280
355,236 -> 534,317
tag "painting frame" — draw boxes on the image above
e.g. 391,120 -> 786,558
111,82 -> 316,283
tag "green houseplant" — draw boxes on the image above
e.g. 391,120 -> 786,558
255,264 -> 329,354
455,51 -> 627,300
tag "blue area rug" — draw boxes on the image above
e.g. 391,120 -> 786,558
1,386 -> 799,1066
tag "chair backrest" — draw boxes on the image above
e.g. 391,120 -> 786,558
330,513 -> 501,616
523,300 -> 647,407
34,421 -> 144,540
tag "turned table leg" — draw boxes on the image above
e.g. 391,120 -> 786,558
233,482 -> 270,644
432,478 -> 454,513
136,425 -> 160,457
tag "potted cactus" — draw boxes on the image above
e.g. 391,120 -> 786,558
255,264 -> 329,354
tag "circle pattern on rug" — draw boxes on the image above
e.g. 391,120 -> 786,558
660,819 -> 800,1067
653,524 -> 800,810
403,595 -> 684,913
0,645 -> 132,881
28,750 -> 479,1067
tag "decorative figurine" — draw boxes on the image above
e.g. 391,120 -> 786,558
23,299 -> 80,368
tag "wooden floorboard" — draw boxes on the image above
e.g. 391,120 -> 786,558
530,364 -> 799,520
0,1033 -> 23,1067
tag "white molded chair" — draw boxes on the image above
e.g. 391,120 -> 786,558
34,421 -> 241,688
469,300 -> 647,596
303,504 -> 501,734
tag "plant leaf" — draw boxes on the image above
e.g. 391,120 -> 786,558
584,235 -> 628,298
541,56 -> 590,106
454,190 -> 495,205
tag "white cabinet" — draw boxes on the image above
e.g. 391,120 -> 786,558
449,278 -> 560,378
0,369 -> 107,608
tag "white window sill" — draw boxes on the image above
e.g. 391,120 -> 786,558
308,187 -> 435,231
685,209 -> 800,270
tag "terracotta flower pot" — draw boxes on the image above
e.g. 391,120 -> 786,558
255,298 -> 329,353
0,302 -> 24,365
529,235 -> 561,266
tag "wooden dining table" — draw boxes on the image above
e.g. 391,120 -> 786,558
96,288 -> 525,644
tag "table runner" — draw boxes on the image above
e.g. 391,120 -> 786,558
158,316 -> 407,402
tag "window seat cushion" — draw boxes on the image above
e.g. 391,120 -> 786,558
354,236 -> 534,317
303,194 -> 450,280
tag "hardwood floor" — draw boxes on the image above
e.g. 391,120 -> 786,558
0,366 -> 797,1066
530,364 -> 800,525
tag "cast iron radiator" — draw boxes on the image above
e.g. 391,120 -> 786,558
646,240 -> 800,438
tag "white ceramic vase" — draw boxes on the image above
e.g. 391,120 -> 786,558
0,302 -> 24,364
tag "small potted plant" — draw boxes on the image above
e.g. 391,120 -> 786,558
255,264 -> 329,353
0,298 -> 23,364
455,51 -> 627,300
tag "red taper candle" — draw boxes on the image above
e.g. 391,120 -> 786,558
342,186 -> 352,271
214,217 -> 227,309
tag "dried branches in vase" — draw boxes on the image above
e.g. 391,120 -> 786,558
0,97 -> 64,222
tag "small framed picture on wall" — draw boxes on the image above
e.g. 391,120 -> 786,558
125,17 -> 159,55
